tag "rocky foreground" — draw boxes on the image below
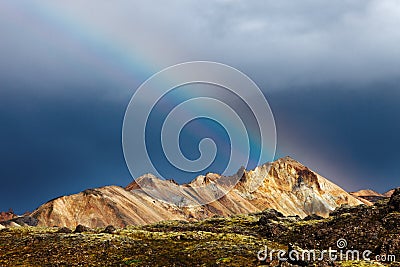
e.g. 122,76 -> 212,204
1,189 -> 399,266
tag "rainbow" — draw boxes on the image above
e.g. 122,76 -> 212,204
2,2 -> 185,85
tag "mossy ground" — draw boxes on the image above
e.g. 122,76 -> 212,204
0,210 -> 398,266
0,221 -> 276,266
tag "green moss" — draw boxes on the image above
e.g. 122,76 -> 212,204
122,258 -> 142,265
0,209 -> 398,266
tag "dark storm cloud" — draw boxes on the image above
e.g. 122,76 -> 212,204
267,82 -> 400,192
0,1 -> 399,212
181,0 -> 400,88
0,89 -> 132,213
1,1 -> 399,91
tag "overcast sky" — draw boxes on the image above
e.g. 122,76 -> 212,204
1,1 -> 399,213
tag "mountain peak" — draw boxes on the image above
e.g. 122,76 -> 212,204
277,155 -> 297,162
384,189 -> 395,197
125,173 -> 166,191
350,188 -> 397,204
351,189 -> 383,197
189,173 -> 221,187
273,156 -> 308,168
22,156 -> 366,228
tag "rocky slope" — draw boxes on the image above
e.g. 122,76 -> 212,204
350,189 -> 384,203
351,189 -> 383,198
5,157 -> 364,228
0,209 -> 16,222
384,189 -> 395,197
351,189 -> 396,204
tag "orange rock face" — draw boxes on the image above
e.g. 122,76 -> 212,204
350,188 -> 395,203
0,209 -> 16,222
30,157 -> 364,228
384,189 -> 395,197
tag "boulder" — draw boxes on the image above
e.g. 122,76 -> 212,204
102,225 -> 116,234
388,188 -> 400,212
303,214 -> 324,221
74,224 -> 91,233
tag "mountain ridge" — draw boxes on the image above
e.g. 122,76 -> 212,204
2,157 -> 366,228
350,188 -> 396,204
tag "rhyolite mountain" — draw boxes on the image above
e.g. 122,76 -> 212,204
350,189 -> 389,203
384,189 -> 395,197
9,157 -> 364,228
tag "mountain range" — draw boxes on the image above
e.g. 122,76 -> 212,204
0,156 -> 395,229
